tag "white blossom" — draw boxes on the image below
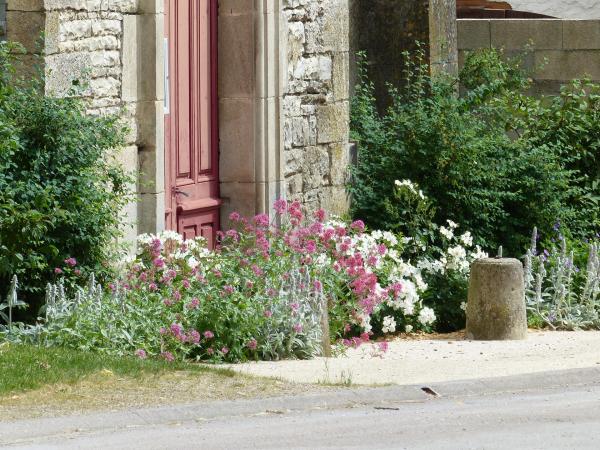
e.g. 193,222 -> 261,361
447,220 -> 459,229
382,316 -> 397,334
460,231 -> 473,247
418,307 -> 436,326
440,226 -> 454,240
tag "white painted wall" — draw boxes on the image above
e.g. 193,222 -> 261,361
509,0 -> 600,19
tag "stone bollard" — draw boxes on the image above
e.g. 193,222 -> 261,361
466,258 -> 527,340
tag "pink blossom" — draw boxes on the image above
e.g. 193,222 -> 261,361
229,211 -> 241,222
251,265 -> 264,276
64,257 -> 77,267
274,199 -> 288,214
134,349 -> 147,359
161,351 -> 175,362
170,323 -> 183,336
153,258 -> 165,268
139,272 -> 148,282
163,298 -> 173,307
54,267 -> 63,275
378,341 -> 389,353
314,208 -> 326,222
186,297 -> 200,309
293,323 -> 303,333
221,346 -> 229,355
253,213 -> 270,228
290,303 -> 300,311
247,338 -> 258,350
223,285 -> 235,295
206,348 -> 214,355
310,221 -> 324,234
149,282 -> 158,291
313,280 -> 323,292
74,269 -> 82,276
159,327 -> 167,335
225,229 -> 239,241
350,220 -> 365,232
245,280 -> 254,289
264,310 -> 273,318
305,240 -> 317,254
377,244 -> 387,255
189,330 -> 201,344
360,332 -> 371,342
173,290 -> 181,301
203,330 -> 214,339
212,269 -> 222,278
182,279 -> 191,289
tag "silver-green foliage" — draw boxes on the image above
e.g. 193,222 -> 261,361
524,228 -> 600,329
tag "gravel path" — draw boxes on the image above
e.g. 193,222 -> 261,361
229,331 -> 600,385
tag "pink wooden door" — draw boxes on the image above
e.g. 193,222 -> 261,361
164,0 -> 220,246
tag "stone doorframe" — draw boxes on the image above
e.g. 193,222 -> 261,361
5,0 -> 350,239
129,0 -> 291,233
139,0 -> 289,233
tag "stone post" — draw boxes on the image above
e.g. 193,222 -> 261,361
466,258 -> 528,340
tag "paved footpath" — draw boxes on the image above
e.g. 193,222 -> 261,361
1,368 -> 600,449
230,331 -> 600,385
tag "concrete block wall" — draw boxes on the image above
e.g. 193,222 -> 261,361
509,1 -> 600,20
458,19 -> 600,95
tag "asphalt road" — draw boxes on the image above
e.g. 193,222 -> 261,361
2,368 -> 600,449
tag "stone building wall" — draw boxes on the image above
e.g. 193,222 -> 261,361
5,0 -> 151,244
0,0 -> 6,40
5,0 -> 352,240
349,0 -> 457,111
282,0 -> 350,215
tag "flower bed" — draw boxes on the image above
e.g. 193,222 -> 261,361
1,199 -> 488,363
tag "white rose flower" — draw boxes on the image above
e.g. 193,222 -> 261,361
447,220 -> 459,229
405,324 -> 413,333
460,302 -> 467,311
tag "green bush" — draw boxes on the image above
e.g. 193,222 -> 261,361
0,42 -> 132,313
350,48 -> 598,256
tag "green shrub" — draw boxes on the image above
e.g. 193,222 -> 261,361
0,41 -> 132,313
350,49 -> 598,256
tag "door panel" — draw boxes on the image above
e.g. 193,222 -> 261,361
165,0 -> 220,247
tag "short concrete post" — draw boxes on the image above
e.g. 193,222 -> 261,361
466,258 -> 527,340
